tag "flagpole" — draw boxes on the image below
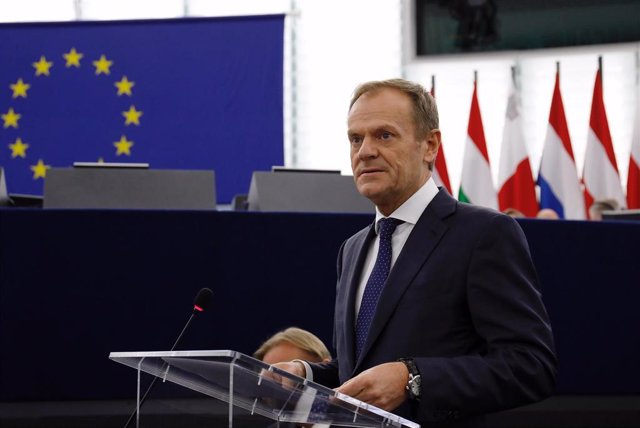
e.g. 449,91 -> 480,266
598,55 -> 603,92
431,75 -> 435,95
598,55 -> 603,74
511,62 -> 523,93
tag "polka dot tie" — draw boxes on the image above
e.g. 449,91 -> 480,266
354,217 -> 403,360
309,391 -> 330,422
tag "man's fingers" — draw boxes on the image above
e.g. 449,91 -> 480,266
335,362 -> 408,411
336,377 -> 366,397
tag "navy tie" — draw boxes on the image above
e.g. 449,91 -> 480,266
354,217 -> 402,359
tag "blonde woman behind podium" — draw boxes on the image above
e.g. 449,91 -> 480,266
255,327 -> 331,427
254,327 -> 331,364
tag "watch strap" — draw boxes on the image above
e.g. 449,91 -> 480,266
398,358 -> 421,400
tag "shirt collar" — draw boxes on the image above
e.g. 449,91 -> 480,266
374,177 -> 439,233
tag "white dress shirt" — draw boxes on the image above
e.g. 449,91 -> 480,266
355,177 -> 439,317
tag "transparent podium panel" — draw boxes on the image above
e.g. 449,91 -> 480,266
109,350 -> 420,428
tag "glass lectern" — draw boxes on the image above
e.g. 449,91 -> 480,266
109,350 -> 420,428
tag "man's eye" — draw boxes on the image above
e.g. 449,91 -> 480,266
380,132 -> 392,140
350,136 -> 362,144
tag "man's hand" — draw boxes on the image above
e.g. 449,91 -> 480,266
335,362 -> 409,411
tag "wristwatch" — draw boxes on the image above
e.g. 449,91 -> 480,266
398,358 -> 422,400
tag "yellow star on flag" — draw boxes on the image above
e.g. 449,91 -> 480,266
123,105 -> 143,126
63,47 -> 84,68
31,159 -> 50,180
115,76 -> 135,96
92,55 -> 113,75
2,108 -> 21,128
33,56 -> 53,76
10,78 -> 31,98
114,135 -> 134,156
9,137 -> 29,158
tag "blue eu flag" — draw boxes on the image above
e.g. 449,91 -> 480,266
0,16 -> 284,203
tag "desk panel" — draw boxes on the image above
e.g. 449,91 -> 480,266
1,210 -> 639,401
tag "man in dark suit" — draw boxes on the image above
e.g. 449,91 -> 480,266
279,79 -> 556,426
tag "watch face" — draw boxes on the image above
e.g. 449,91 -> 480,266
400,359 -> 421,399
409,375 -> 422,398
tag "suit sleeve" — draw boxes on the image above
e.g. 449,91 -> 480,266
308,239 -> 347,388
414,214 -> 557,422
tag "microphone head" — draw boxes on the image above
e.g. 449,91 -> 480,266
193,287 -> 213,313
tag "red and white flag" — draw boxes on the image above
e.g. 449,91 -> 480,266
582,60 -> 626,215
458,73 -> 497,209
538,65 -> 585,220
430,77 -> 452,194
497,72 -> 539,217
627,86 -> 640,209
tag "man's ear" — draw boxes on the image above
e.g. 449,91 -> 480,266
423,129 -> 441,165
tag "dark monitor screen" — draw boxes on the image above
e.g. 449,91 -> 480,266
73,162 -> 150,169
415,0 -> 640,56
602,209 -> 640,222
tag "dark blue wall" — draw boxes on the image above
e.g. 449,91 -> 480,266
0,210 -> 638,401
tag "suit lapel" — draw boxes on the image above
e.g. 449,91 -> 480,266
354,190 -> 457,370
338,224 -> 376,374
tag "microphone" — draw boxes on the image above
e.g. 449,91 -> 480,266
123,287 -> 213,428
193,287 -> 214,313
170,287 -> 213,350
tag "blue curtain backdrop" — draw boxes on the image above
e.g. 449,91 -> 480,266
0,16 -> 284,203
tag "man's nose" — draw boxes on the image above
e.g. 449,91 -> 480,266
358,136 -> 377,159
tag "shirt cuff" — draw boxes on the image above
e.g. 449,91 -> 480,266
292,359 -> 314,382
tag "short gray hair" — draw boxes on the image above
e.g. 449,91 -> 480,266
349,78 -> 439,139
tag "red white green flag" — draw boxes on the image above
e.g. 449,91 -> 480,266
459,74 -> 497,209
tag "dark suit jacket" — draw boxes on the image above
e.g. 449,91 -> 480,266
311,189 -> 557,426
